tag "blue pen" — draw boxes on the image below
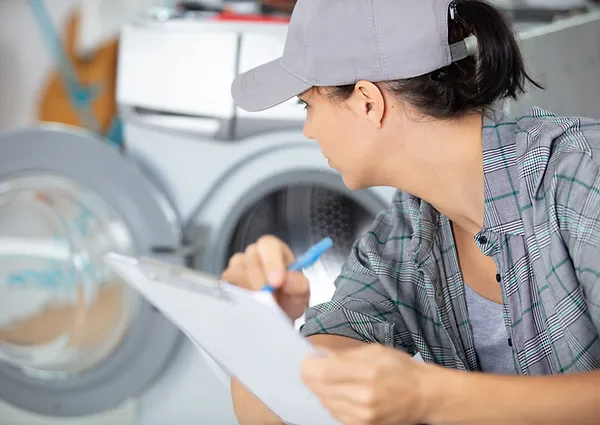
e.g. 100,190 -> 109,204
261,237 -> 333,292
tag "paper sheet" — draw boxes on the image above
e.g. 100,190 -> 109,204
104,253 -> 340,425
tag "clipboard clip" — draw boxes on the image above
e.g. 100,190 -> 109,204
138,256 -> 231,301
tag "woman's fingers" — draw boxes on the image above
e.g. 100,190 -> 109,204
244,243 -> 268,290
256,235 -> 295,287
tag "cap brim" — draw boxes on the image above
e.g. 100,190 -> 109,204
231,58 -> 312,112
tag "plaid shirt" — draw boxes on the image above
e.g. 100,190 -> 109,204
300,107 -> 600,375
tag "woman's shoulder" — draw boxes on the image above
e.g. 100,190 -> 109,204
514,107 -> 600,166
513,108 -> 600,236
499,107 -> 600,194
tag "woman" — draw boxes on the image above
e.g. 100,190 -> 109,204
224,0 -> 600,424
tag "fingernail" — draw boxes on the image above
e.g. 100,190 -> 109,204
267,270 -> 285,285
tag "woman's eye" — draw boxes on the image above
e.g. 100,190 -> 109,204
296,98 -> 308,110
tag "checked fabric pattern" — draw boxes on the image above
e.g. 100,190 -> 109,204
300,106 -> 600,375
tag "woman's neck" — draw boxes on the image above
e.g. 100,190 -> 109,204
383,112 -> 485,235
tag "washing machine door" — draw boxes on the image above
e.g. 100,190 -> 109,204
182,149 -> 392,391
0,125 -> 182,417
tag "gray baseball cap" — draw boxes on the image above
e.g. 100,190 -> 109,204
231,0 -> 478,112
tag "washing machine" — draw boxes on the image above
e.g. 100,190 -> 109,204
0,5 -> 395,425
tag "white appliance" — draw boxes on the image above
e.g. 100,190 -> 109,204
0,4 -> 598,425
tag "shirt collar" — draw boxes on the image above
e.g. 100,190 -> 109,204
408,198 -> 441,268
481,107 -> 525,236
409,107 -> 525,265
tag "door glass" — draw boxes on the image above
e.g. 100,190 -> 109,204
0,173 -> 139,380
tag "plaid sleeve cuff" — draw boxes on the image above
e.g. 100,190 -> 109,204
299,298 -> 408,349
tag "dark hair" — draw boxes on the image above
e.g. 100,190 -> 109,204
323,0 -> 543,119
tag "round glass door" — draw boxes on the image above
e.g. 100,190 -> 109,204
0,126 -> 182,417
0,173 -> 139,380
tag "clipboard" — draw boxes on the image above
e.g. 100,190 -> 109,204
104,252 -> 341,425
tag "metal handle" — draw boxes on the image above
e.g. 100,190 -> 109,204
119,105 -> 224,137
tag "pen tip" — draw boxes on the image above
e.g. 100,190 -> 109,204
317,237 -> 333,250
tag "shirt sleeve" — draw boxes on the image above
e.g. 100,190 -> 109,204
551,128 -> 600,335
561,167 -> 600,335
582,244 -> 600,334
299,215 -> 416,354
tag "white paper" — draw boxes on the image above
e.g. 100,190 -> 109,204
104,253 -> 340,425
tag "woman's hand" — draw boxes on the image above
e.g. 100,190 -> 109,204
301,344 -> 436,425
221,235 -> 310,321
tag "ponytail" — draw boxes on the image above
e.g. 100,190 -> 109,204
454,0 -> 543,107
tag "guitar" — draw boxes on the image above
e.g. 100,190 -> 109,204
30,0 -> 122,147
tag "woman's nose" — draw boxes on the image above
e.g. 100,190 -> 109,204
303,121 -> 314,140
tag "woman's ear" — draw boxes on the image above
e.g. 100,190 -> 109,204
349,80 -> 386,129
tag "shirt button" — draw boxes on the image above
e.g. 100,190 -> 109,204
496,274 -> 501,282
478,236 -> 488,244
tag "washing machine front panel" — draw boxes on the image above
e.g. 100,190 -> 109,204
182,137 -> 396,318
143,144 -> 394,424
0,126 -> 182,417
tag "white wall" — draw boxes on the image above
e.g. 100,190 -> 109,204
0,0 -> 171,133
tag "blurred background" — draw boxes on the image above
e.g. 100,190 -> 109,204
0,0 -> 598,424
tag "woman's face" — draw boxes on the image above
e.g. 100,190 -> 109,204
298,87 -> 380,190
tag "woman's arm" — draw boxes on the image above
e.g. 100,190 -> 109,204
301,343 -> 600,425
427,368 -> 600,425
